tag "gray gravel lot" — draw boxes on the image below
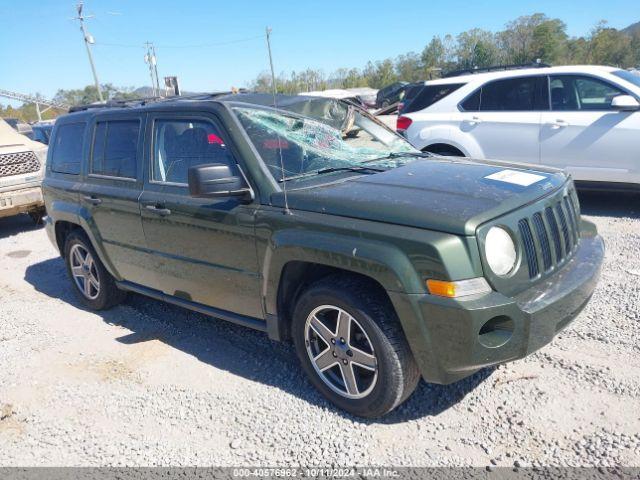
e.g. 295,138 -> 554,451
0,192 -> 639,468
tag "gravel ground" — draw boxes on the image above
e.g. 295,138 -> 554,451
0,192 -> 639,468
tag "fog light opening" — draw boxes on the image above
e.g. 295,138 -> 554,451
478,315 -> 514,348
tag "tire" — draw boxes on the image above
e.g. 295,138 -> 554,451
292,275 -> 420,418
28,207 -> 46,225
63,230 -> 127,310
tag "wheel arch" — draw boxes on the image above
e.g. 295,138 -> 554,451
262,230 -> 423,341
49,201 -> 121,280
422,143 -> 466,157
272,261 -> 393,342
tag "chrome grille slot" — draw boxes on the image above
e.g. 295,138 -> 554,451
0,151 -> 40,178
518,218 -> 538,278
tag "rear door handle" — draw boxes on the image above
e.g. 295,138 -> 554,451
83,195 -> 102,205
145,204 -> 172,216
469,116 -> 482,124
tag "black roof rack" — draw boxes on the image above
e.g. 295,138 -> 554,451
68,89 -> 249,113
443,62 -> 551,78
68,96 -> 164,113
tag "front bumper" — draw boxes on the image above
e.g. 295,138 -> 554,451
389,221 -> 604,384
0,186 -> 44,218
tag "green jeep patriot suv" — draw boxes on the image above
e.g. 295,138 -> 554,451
43,93 -> 604,417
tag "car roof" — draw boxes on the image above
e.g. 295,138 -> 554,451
61,92 -> 350,117
425,65 -> 620,86
56,93 -> 357,129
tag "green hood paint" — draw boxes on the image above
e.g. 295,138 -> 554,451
272,158 -> 568,235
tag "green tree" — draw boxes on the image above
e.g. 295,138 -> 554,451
532,19 -> 568,63
456,29 -> 500,69
395,52 -> 423,82
421,37 -> 445,69
589,21 -> 634,66
53,84 -> 136,106
363,59 -> 397,88
499,13 -> 548,64
566,37 -> 590,64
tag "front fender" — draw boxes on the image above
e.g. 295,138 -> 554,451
262,229 -> 424,316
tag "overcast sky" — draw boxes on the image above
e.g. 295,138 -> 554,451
0,0 -> 637,104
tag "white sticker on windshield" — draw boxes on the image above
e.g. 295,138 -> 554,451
485,169 -> 546,187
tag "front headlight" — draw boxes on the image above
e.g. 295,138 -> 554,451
485,226 -> 517,276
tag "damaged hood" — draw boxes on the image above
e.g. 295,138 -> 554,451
272,158 -> 568,235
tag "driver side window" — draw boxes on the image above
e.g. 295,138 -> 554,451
550,75 -> 625,111
152,119 -> 235,184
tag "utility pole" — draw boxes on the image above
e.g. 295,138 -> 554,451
73,2 -> 104,102
144,42 -> 161,97
151,44 -> 161,96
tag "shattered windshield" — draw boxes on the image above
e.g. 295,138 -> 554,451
233,106 -> 418,182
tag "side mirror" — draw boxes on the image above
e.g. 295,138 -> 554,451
188,163 -> 251,199
611,95 -> 640,111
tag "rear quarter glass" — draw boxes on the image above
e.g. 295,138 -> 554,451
50,123 -> 86,175
403,84 -> 464,114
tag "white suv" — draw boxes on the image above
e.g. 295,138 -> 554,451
398,65 -> 640,190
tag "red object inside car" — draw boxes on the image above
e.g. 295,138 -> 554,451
207,133 -> 224,145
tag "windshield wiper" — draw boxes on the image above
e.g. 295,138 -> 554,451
280,166 -> 386,182
360,151 -> 433,164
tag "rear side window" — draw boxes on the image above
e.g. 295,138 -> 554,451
480,77 -> 540,111
50,123 -> 85,175
403,83 -> 464,113
152,119 -> 235,185
91,120 -> 139,179
461,76 -> 548,111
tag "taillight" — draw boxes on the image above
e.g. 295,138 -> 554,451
396,116 -> 412,131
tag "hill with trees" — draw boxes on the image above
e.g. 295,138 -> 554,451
251,14 -> 640,93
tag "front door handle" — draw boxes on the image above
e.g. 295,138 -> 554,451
145,204 -> 172,216
550,119 -> 569,129
469,116 -> 482,124
83,195 -> 102,205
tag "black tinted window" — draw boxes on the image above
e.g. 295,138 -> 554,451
480,77 -> 541,111
51,123 -> 85,175
403,83 -> 464,113
152,119 -> 235,184
461,89 -> 481,111
91,120 -> 139,178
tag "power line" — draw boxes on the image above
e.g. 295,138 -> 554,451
93,33 -> 267,50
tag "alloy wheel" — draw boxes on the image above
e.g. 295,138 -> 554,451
304,305 -> 378,399
69,244 -> 100,300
